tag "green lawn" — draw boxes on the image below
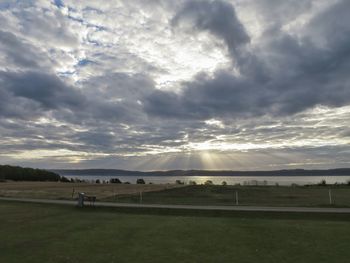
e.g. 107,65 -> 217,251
1,201 -> 350,263
104,185 -> 350,207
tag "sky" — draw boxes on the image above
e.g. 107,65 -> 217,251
0,0 -> 350,171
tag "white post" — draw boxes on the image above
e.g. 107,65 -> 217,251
78,192 -> 85,208
328,189 -> 332,205
235,190 -> 239,205
140,191 -> 143,203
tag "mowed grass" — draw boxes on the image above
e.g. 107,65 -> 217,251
109,185 -> 350,207
1,201 -> 350,263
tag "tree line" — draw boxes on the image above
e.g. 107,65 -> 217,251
0,165 -> 61,182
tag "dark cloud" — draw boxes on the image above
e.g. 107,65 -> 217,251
64,72 -> 156,125
145,0 -> 350,119
0,70 -> 85,113
306,0 -> 350,52
172,0 -> 250,58
246,0 -> 313,29
144,70 -> 261,119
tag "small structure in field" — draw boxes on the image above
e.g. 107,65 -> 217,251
77,192 -> 96,207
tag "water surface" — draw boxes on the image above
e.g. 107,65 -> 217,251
65,175 -> 350,186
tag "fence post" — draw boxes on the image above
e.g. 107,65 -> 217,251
140,191 -> 143,203
328,189 -> 332,205
235,190 -> 239,205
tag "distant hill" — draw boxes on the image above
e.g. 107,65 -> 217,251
0,165 -> 61,181
52,168 -> 350,177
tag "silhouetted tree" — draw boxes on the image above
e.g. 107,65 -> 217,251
0,165 -> 60,181
60,176 -> 71,182
110,178 -> 122,184
204,180 -> 213,185
136,178 -> 145,184
318,179 -> 327,186
175,180 -> 184,185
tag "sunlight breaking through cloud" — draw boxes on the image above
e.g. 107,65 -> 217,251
0,0 -> 350,169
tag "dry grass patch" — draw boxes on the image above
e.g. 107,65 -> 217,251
0,181 -> 182,200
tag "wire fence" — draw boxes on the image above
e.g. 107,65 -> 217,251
110,185 -> 350,207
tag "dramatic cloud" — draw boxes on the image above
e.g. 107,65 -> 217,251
0,70 -> 84,110
0,0 -> 349,170
145,0 -> 350,119
172,0 -> 250,58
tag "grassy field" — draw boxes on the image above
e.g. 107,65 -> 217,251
0,181 -> 181,200
105,185 -> 350,207
1,200 -> 350,263
1,182 -> 350,207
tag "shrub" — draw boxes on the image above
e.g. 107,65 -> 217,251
110,178 -> 122,184
175,180 -> 184,185
204,180 -> 213,185
318,180 -> 327,186
60,176 -> 71,183
136,178 -> 145,184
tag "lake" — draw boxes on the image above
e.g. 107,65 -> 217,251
64,175 -> 350,186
